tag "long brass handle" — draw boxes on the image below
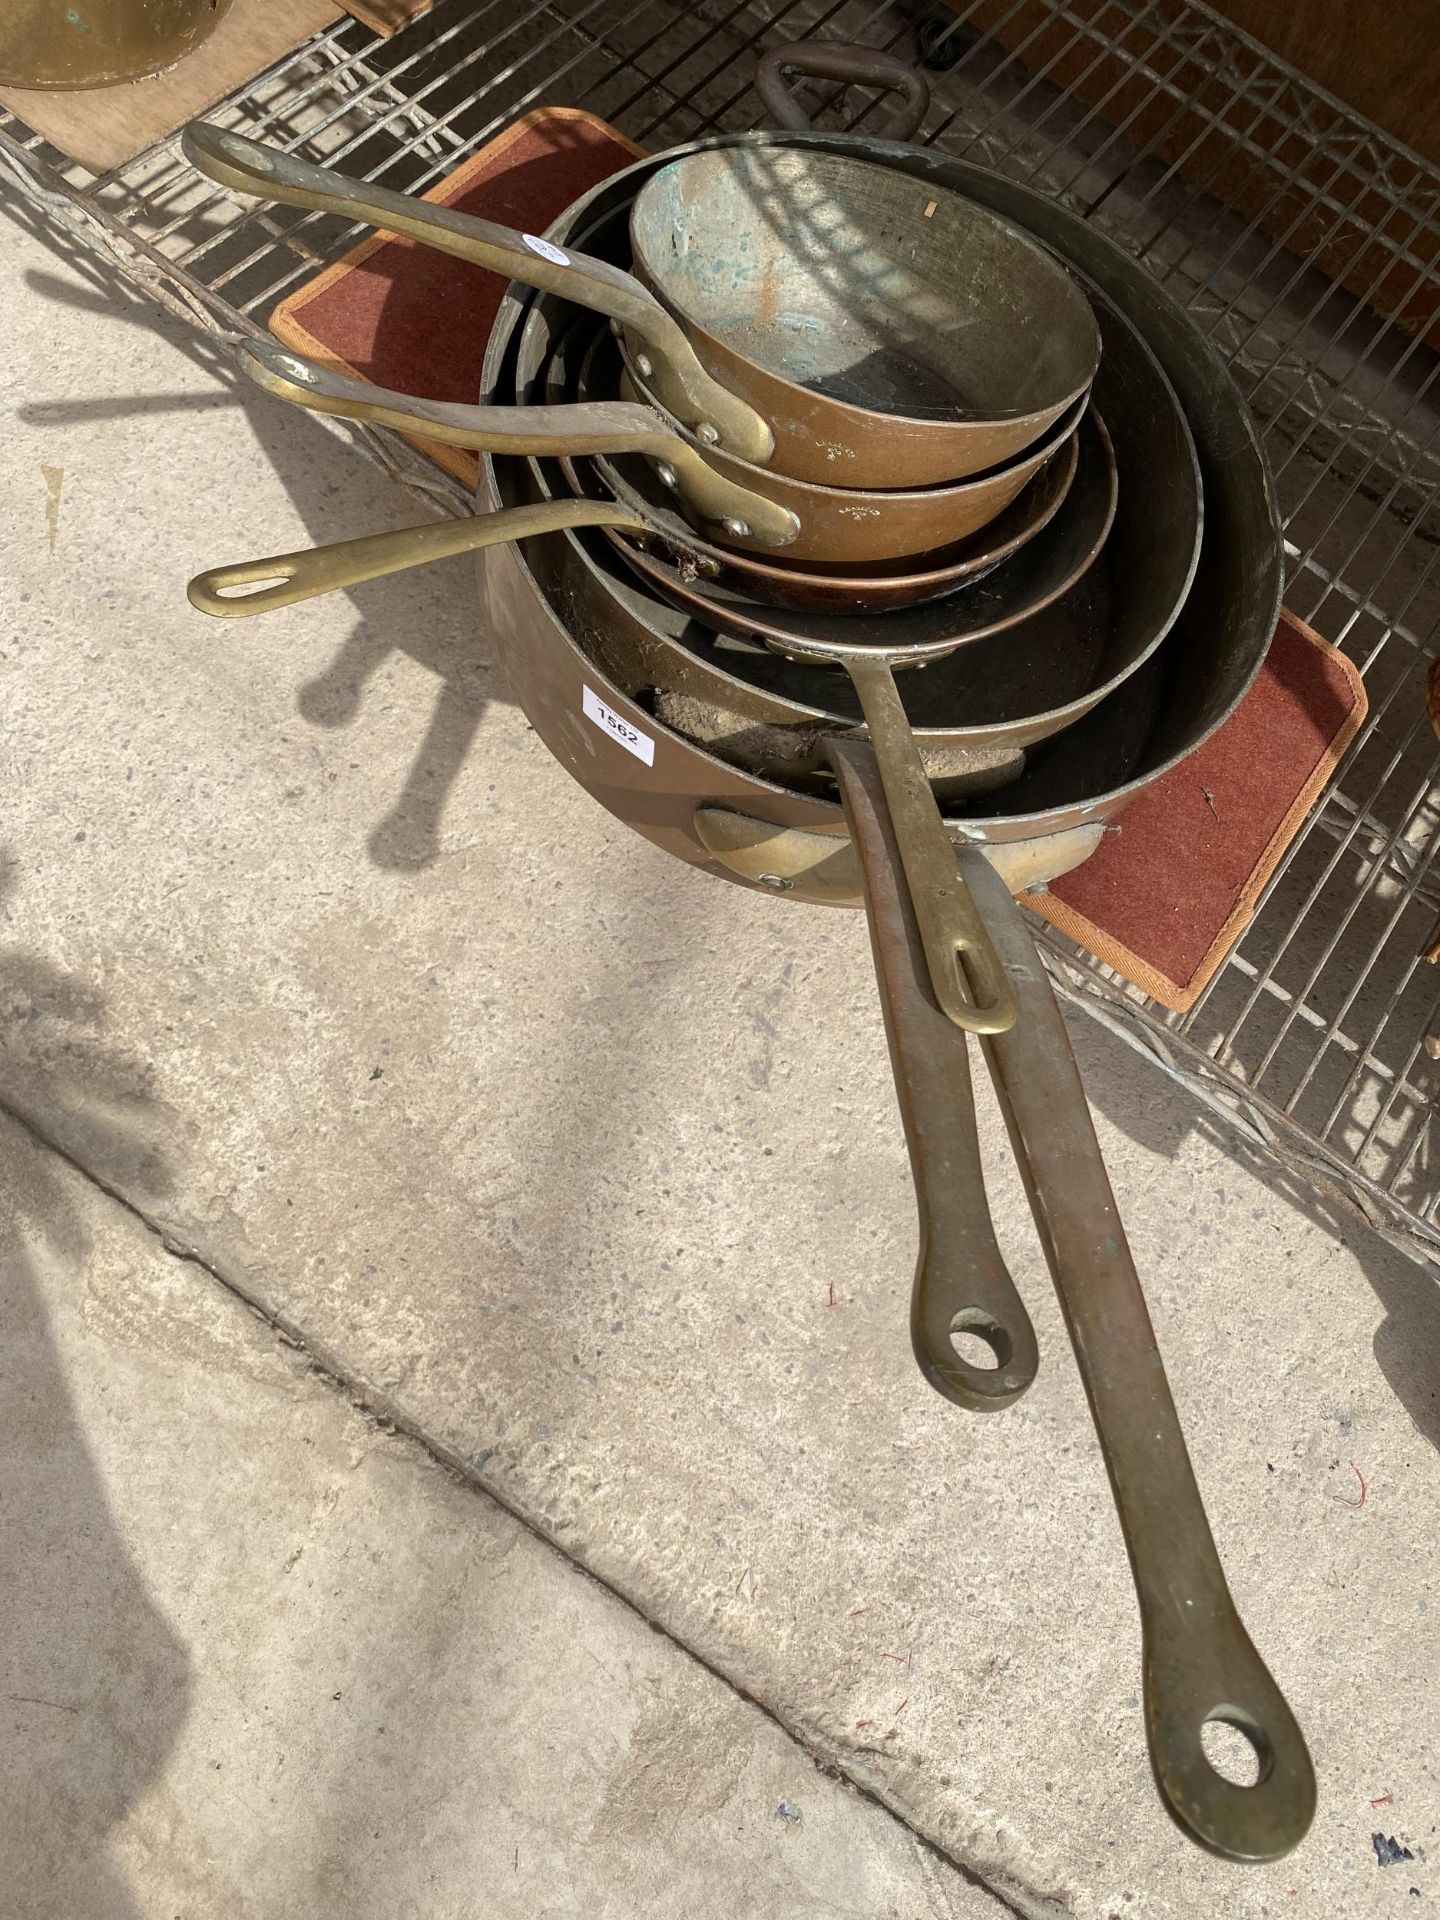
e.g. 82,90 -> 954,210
843,653 -> 1015,1035
957,849 -> 1316,1862
237,340 -> 799,549
186,499 -> 648,619
181,122 -> 774,466
831,741 -> 1038,1410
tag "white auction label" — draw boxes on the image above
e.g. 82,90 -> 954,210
583,686 -> 655,766
522,232 -> 570,267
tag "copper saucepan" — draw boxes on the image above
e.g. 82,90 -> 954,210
180,106 -> 1099,488
202,330 -> 1080,571
481,118 -> 1314,1868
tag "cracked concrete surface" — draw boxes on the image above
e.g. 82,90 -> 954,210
1,1103 -> 1001,1918
3,162 -> 1439,1916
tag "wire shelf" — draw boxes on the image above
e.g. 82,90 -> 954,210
5,0 -> 1440,1263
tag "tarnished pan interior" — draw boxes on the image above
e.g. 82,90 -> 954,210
628,144 -> 1102,486
505,173 -> 1197,794
521,304 -> 1116,795
479,128 -> 1279,858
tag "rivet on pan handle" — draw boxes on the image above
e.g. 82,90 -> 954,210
235,339 -> 800,550
843,653 -> 1015,1036
957,848 -> 1316,1862
830,740 -> 1038,1410
755,41 -> 931,142
180,122 -> 776,468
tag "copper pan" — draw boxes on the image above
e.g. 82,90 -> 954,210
619,435 -> 1078,616
476,124 -> 1313,1866
181,98 -> 1098,488
624,137 -> 1098,486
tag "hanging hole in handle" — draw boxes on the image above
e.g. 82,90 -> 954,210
1200,1713 -> 1273,1789
216,570 -> 293,599
187,560 -> 300,617
949,1307 -> 1011,1373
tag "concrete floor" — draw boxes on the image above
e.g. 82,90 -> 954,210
2,172 -> 1439,1918
2,1102 -> 998,1919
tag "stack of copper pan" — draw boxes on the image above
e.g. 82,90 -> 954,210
181,46 -> 1315,1865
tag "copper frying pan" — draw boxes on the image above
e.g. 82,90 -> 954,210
481,118 -> 1315,1866
198,327 -> 1079,570
180,111 -> 1099,488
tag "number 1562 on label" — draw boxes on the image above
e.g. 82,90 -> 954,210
582,686 -> 656,766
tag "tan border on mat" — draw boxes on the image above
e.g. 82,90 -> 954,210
1022,614 -> 1369,1012
269,108 -> 646,489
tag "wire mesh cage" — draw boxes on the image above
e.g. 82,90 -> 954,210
4,0 -> 1439,1262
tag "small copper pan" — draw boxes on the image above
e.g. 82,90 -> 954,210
182,110 -> 1098,491
630,432 -> 1078,615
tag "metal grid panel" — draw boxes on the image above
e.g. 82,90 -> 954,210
4,0 -> 1440,1259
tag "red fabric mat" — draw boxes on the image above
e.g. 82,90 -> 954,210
271,108 -> 645,486
268,109 -> 1368,1010
1024,612 -> 1365,1007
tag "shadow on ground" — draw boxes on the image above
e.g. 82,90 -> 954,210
0,853 -> 191,1918
2,175 -> 508,875
1067,1008 -> 1440,1452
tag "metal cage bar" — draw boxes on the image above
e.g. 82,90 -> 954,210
4,0 -> 1440,1263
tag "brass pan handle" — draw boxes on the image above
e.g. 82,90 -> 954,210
187,500 -> 648,618
181,122 -> 775,467
842,653 -> 1015,1036
237,340 -> 799,549
957,849 -> 1316,1861
831,740 -> 1037,1410
755,42 -> 931,141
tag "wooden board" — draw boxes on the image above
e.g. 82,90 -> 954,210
342,0 -> 436,34
0,0 -> 341,174
941,0 -> 1440,351
1206,0 -> 1440,169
